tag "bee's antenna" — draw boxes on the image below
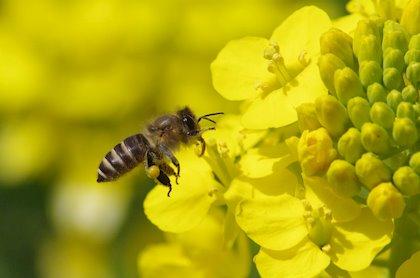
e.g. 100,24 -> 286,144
198,112 -> 224,123
199,117 -> 216,124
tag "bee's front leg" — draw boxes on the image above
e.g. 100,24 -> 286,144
196,136 -> 206,156
157,144 -> 180,184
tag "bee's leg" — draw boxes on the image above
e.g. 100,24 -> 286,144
156,170 -> 172,197
197,136 -> 206,156
157,144 -> 180,184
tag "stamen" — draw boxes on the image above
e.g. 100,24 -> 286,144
322,244 -> 331,253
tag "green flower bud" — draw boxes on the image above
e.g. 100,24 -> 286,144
320,28 -> 355,69
355,153 -> 392,189
382,21 -> 408,53
383,151 -> 410,171
359,61 -> 383,87
383,67 -> 403,90
414,103 -> 420,123
409,34 -> 420,50
404,49 -> 420,65
396,101 -> 416,120
338,128 -> 365,164
370,102 -> 395,129
401,85 -> 418,103
358,35 -> 382,64
406,62 -> 420,88
334,67 -> 365,105
393,166 -> 420,196
367,182 -> 405,220
367,83 -> 387,104
361,123 -> 392,155
317,54 -> 346,94
347,97 -> 371,129
392,117 -> 418,147
315,95 -> 349,137
296,103 -> 321,132
410,152 -> 420,174
327,159 -> 361,197
400,0 -> 420,36
383,48 -> 405,72
353,19 -> 382,57
376,0 -> 398,20
386,89 -> 402,111
298,128 -> 337,176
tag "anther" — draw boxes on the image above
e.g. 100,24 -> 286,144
208,188 -> 219,197
302,200 -> 312,211
307,217 -> 315,226
298,50 -> 311,66
322,244 -> 331,253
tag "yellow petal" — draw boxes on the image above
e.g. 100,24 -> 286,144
396,251 -> 420,278
144,148 -> 220,233
255,239 -> 330,278
331,208 -> 393,271
333,14 -> 364,34
270,6 -> 331,62
235,194 -> 307,250
242,62 -> 327,129
303,175 -> 361,222
211,37 -> 270,101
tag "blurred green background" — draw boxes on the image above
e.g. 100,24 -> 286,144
0,1 -> 348,277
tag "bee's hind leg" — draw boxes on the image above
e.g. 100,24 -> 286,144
157,144 -> 180,184
156,170 -> 172,197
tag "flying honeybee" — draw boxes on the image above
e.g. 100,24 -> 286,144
97,107 -> 223,196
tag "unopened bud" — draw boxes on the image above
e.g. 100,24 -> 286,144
353,19 -> 382,57
386,89 -> 403,111
410,152 -> 420,175
370,102 -> 395,129
400,0 -> 420,36
327,160 -> 361,197
356,153 -> 392,189
367,83 -> 387,104
404,49 -> 420,65
383,67 -> 403,90
409,34 -> 420,50
320,28 -> 355,69
318,54 -> 346,94
382,21 -> 409,53
347,97 -> 371,129
401,85 -> 418,103
406,62 -> 420,88
358,35 -> 382,64
338,128 -> 365,164
359,61 -> 383,87
367,182 -> 405,220
334,67 -> 365,105
315,95 -> 349,137
383,48 -> 405,72
396,101 -> 416,120
361,123 -> 392,155
296,103 -> 321,132
392,117 -> 418,147
393,166 -> 420,196
297,128 -> 337,176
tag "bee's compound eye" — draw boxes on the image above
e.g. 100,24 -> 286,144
146,165 -> 160,179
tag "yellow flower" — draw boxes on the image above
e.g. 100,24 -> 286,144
211,6 -> 331,129
396,251 -> 420,278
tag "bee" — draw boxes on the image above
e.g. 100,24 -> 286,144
96,107 -> 223,196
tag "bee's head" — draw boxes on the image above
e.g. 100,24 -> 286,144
177,106 -> 199,136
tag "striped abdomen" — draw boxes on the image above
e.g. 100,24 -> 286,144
97,134 -> 150,182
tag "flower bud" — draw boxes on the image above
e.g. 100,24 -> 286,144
315,95 -> 349,137
383,67 -> 403,90
386,89 -> 403,111
358,35 -> 382,64
359,61 -> 383,87
361,123 -> 392,155
370,102 -> 395,129
297,128 -> 337,176
406,62 -> 420,88
396,101 -> 416,120
334,67 -> 365,105
367,83 -> 387,104
400,0 -> 420,36
347,97 -> 371,129
383,48 -> 405,72
410,152 -> 420,175
404,49 -> 420,65
392,117 -> 418,147
327,160 -> 361,197
356,153 -> 392,189
296,103 -> 321,132
338,128 -> 365,164
317,53 -> 346,94
409,34 -> 420,50
353,19 -> 381,57
401,85 -> 418,103
382,21 -> 408,53
393,166 -> 420,196
367,182 -> 405,220
320,28 -> 355,69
